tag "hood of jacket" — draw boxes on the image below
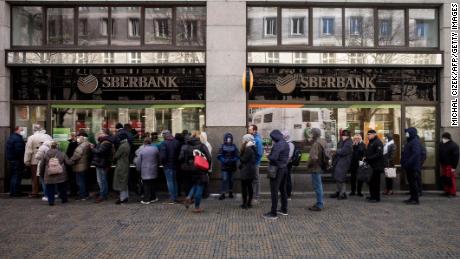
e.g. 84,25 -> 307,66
270,130 -> 284,142
405,127 -> 418,141
223,133 -> 234,145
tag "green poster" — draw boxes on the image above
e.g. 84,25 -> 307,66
53,128 -> 71,152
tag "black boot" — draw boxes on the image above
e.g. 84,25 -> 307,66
229,192 -> 234,199
329,192 -> 339,198
337,193 -> 347,200
218,193 -> 226,200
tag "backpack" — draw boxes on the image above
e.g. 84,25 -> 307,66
318,144 -> 330,171
180,144 -> 196,172
290,149 -> 302,167
48,156 -> 63,175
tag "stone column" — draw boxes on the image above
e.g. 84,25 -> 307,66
205,0 -> 247,192
0,0 -> 11,192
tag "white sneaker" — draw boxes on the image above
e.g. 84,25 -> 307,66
140,201 -> 151,205
42,196 -> 48,201
150,198 -> 159,203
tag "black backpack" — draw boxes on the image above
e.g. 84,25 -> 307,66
291,148 -> 302,167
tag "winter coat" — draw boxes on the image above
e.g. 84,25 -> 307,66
66,140 -> 78,158
43,148 -> 69,184
91,136 -> 114,168
113,139 -> 131,192
365,137 -> 384,171
383,140 -> 396,168
350,141 -> 365,172
217,133 -> 240,172
239,142 -> 257,180
306,138 -> 327,173
159,137 -> 180,170
179,137 -> 211,184
333,138 -> 353,182
439,140 -> 459,168
268,130 -> 290,169
70,141 -> 91,173
136,145 -> 160,180
253,132 -> 264,165
24,130 -> 52,166
36,141 -> 53,177
6,133 -> 25,162
401,128 -> 424,172
114,128 -> 134,147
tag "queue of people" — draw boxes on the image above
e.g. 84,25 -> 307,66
4,122 -> 460,219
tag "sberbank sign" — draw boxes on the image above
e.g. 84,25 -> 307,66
101,76 -> 179,88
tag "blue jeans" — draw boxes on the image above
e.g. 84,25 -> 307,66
164,168 -> 177,201
46,183 -> 67,205
96,167 -> 109,199
8,161 -> 23,195
40,175 -> 55,198
76,172 -> 88,198
188,184 -> 204,209
221,170 -> 234,193
311,173 -> 324,209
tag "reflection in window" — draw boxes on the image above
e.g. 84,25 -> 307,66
111,7 -> 141,46
345,8 -> 374,47
378,10 -> 405,46
78,7 -> 108,46
409,9 -> 438,47
282,9 -> 308,45
47,8 -> 74,45
15,105 -> 48,139
313,8 -> 342,46
248,7 -> 278,46
145,8 -> 172,45
176,7 -> 206,46
12,6 -> 43,46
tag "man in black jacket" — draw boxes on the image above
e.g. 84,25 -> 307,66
439,132 -> 459,197
160,130 -> 180,204
6,126 -> 25,197
364,129 -> 384,203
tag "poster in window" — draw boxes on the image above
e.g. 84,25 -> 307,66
17,105 -> 29,121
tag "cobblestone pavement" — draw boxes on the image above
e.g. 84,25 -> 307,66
0,193 -> 459,259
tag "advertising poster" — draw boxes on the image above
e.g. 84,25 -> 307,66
53,128 -> 71,152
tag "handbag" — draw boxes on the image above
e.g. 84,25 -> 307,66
357,162 -> 373,183
193,149 -> 209,171
267,165 -> 278,179
384,167 -> 397,178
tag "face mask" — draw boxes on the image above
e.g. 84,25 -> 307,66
442,138 -> 449,143
384,138 -> 388,143
405,132 -> 410,138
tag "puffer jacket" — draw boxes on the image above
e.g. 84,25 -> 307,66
24,130 -> 52,166
239,142 -> 257,180
306,138 -> 327,173
333,138 -> 353,182
179,137 -> 211,184
159,136 -> 180,170
136,145 -> 160,180
268,130 -> 290,169
70,141 -> 91,173
91,136 -> 114,168
217,133 -> 240,172
43,148 -> 69,184
6,132 -> 25,162
401,127 -> 424,171
365,136 -> 384,171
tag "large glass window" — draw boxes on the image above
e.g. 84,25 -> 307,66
12,6 -> 43,46
345,8 -> 374,47
282,9 -> 308,45
409,9 -> 438,47
313,8 -> 342,46
145,8 -> 172,45
248,7 -> 278,46
78,7 -> 109,46
378,10 -> 405,46
111,7 -> 141,46
176,7 -> 206,46
14,105 -> 48,139
47,8 -> 74,45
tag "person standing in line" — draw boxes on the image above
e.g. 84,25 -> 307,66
66,132 -> 79,197
306,128 -> 327,211
364,129 -> 384,203
69,136 -> 91,200
6,126 -> 25,197
217,133 -> 239,200
159,130 -> 181,204
349,134 -> 365,197
330,130 -> 353,200
263,130 -> 290,220
239,134 -> 257,209
282,130 -> 295,200
181,132 -> 211,213
113,138 -> 131,204
91,132 -> 114,203
439,132 -> 459,197
35,140 -> 55,201
401,127 -> 424,205
41,141 -> 71,206
200,132 -> 212,199
24,124 -> 52,198
248,125 -> 264,204
136,137 -> 160,204
383,134 -> 397,195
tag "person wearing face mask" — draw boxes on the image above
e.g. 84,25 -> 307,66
383,134 -> 397,195
6,126 -> 26,197
364,129 -> 384,203
217,133 -> 240,200
330,130 -> 353,200
69,136 -> 91,200
439,132 -> 459,197
401,127 -> 423,205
